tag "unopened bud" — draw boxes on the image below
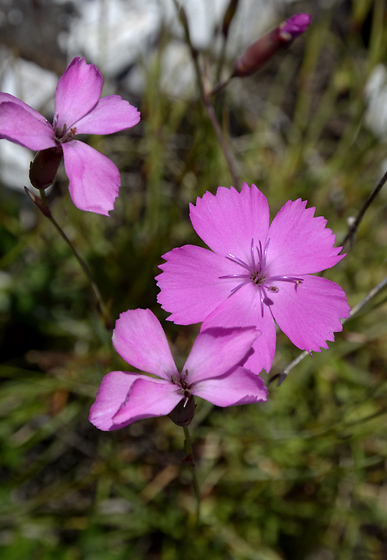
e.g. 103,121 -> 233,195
29,146 -> 63,190
278,13 -> 311,41
169,395 -> 196,427
233,13 -> 311,78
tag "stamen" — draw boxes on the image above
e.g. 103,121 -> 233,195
230,279 -> 251,295
259,289 -> 265,317
257,285 -> 269,317
220,238 -> 304,317
250,239 -> 256,270
226,253 -> 251,272
263,295 -> 274,306
219,273 -> 250,280
256,240 -> 263,265
266,275 -> 304,287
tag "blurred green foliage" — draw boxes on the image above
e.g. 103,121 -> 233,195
1,1 -> 387,559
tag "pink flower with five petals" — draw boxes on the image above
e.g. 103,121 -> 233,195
156,183 -> 350,375
89,308 -> 267,431
0,57 -> 140,215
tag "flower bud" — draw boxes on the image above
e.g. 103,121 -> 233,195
29,146 -> 63,190
278,13 -> 311,41
233,13 -> 311,78
169,395 -> 196,427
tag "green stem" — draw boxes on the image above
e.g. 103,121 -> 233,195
203,96 -> 240,188
215,33 -> 228,85
209,76 -> 232,97
342,169 -> 387,249
38,190 -> 110,328
183,425 -> 200,523
173,0 -> 239,188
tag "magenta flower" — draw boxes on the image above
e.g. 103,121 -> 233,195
0,57 -> 140,215
89,308 -> 267,431
157,183 -> 350,374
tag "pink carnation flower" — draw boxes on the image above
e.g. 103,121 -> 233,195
89,308 -> 267,431
0,57 -> 140,215
157,183 -> 350,374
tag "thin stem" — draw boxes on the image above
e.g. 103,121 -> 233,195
37,190 -> 110,328
344,274 -> 387,320
173,0 -> 239,188
215,33 -> 228,86
183,425 -> 200,524
173,0 -> 205,101
203,97 -> 240,188
276,273 -> 387,384
209,77 -> 232,97
213,0 -> 240,94
342,169 -> 387,249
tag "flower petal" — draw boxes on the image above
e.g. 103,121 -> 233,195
74,95 -> 140,135
54,57 -> 103,131
190,183 -> 270,261
112,309 -> 178,380
0,93 -> 50,123
112,377 -> 182,427
89,370 -> 143,431
192,367 -> 268,406
267,198 -> 344,276
62,140 -> 120,215
0,102 -> 55,150
156,244 -> 235,324
272,275 -> 350,352
184,326 -> 260,383
202,285 -> 277,374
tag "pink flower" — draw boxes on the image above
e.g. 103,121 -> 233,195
0,57 -> 140,215
156,183 -> 350,374
89,308 -> 267,431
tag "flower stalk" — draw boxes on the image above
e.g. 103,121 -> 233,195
343,169 -> 387,249
25,187 -> 111,328
183,425 -> 201,524
173,0 -> 240,188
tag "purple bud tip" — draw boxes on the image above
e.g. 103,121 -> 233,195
280,13 -> 311,39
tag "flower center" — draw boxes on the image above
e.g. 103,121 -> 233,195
169,370 -> 195,426
219,238 -> 303,316
250,269 -> 263,285
53,120 -> 77,143
171,370 -> 191,399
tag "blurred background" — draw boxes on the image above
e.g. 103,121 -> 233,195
1,0 -> 387,558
